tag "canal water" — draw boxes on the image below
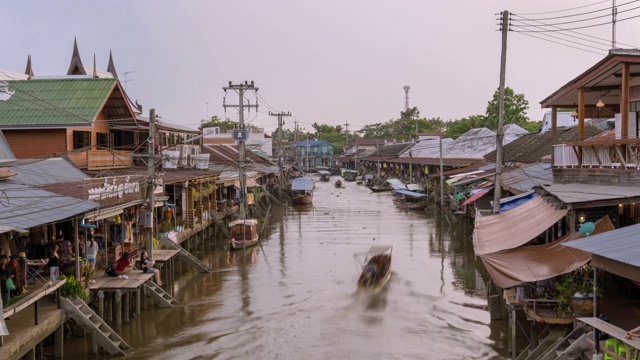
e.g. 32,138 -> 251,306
67,178 -> 509,359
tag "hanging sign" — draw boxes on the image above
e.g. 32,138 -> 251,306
84,175 -> 147,207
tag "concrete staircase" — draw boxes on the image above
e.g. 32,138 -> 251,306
159,236 -> 212,273
60,297 -> 130,357
144,283 -> 178,308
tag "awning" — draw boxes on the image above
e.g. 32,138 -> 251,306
473,195 -> 568,255
481,216 -> 614,288
0,182 -> 99,234
463,189 -> 490,206
391,183 -> 407,191
84,199 -> 147,221
563,222 -> 640,283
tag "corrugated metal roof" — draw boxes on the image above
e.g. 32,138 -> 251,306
2,157 -> 88,186
563,223 -> 640,267
0,78 -> 118,126
500,163 -> 552,194
0,130 -> 15,159
399,138 -> 454,159
447,125 -> 528,159
484,125 -> 603,163
540,112 -> 583,133
0,180 -> 99,234
539,183 -> 640,204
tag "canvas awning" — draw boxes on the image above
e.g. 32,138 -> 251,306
480,216 -> 614,288
393,189 -> 428,198
473,195 -> 568,255
463,189 -> 490,206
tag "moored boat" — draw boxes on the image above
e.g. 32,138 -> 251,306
228,218 -> 260,250
355,245 -> 392,291
393,189 -> 429,210
335,179 -> 342,188
291,177 -> 314,205
319,170 -> 331,182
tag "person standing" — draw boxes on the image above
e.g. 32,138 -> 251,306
85,234 -> 98,284
0,254 -> 15,309
49,244 -> 60,282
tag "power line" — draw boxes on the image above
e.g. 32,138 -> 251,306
514,0 -> 639,21
516,0 -> 610,16
511,11 -> 640,33
512,3 -> 640,27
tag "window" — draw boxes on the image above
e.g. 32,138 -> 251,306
73,131 -> 91,149
97,133 -> 110,149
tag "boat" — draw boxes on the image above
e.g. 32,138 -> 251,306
228,218 -> 260,250
342,169 -> 358,182
355,245 -> 392,290
335,179 -> 342,188
393,189 -> 429,210
355,176 -> 363,185
318,170 -> 331,182
291,177 -> 314,205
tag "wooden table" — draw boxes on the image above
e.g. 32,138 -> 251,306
580,317 -> 640,359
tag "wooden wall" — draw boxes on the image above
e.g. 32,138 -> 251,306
3,129 -> 66,159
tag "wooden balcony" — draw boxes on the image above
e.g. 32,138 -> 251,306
553,142 -> 640,186
68,148 -> 133,170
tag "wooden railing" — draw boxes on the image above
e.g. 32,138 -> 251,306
68,149 -> 133,170
553,144 -> 640,170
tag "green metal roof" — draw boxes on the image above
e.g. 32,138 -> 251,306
0,78 -> 117,126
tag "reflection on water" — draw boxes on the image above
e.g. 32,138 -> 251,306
67,180 -> 508,360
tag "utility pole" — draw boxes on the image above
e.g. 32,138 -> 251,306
612,0 -> 617,49
294,120 -> 299,166
146,108 -> 156,258
493,10 -> 508,214
439,127 -> 444,207
344,121 -> 351,169
269,111 -> 291,190
223,81 -> 258,222
403,85 -> 410,111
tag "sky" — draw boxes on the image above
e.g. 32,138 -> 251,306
3,0 -> 640,135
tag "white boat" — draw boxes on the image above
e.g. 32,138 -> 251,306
228,218 -> 259,250
355,245 -> 392,290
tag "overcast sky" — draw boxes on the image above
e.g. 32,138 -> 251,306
3,1 -> 640,134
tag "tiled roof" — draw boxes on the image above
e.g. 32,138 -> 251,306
0,78 -> 118,126
484,125 -> 603,163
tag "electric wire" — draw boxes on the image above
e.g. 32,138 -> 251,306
514,0 -> 639,21
511,3 -> 640,27
516,0 -> 611,16
511,11 -> 640,33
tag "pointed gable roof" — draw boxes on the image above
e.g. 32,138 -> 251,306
25,54 -> 34,79
67,37 -> 87,75
107,50 -> 118,79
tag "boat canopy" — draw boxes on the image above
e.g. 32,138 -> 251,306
386,178 -> 404,185
292,177 -> 314,191
367,245 -> 392,255
391,183 -> 407,190
393,189 -> 428,198
473,195 -> 568,256
318,170 -> 331,175
228,218 -> 258,227
406,184 -> 423,192
480,216 -> 613,288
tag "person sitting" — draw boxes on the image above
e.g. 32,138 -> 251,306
139,251 -> 163,286
115,251 -> 133,276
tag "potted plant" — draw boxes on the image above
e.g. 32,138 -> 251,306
554,263 -> 600,316
59,275 -> 88,301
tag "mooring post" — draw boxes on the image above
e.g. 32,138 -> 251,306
123,291 -> 130,323
98,291 -> 104,320
54,324 -> 64,358
136,287 -> 141,314
115,290 -> 122,332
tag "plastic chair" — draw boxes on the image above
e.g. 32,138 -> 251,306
604,338 -> 619,360
617,343 -> 627,359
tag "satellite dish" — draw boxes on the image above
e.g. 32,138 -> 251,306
579,222 -> 596,236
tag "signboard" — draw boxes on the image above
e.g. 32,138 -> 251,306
232,129 -> 249,141
84,175 -> 147,208
247,193 -> 255,205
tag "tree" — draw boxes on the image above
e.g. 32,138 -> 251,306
200,116 -> 236,132
445,115 -> 486,139
485,87 -> 530,130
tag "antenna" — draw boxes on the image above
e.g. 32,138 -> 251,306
403,86 -> 410,111
120,71 -> 136,92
